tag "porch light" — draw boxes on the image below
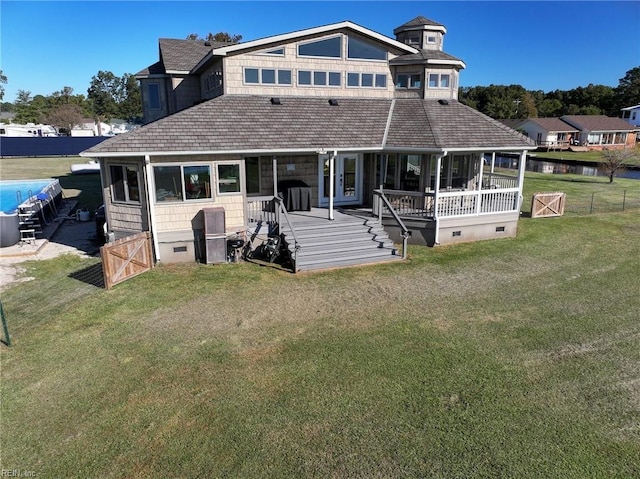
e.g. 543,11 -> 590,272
270,97 -> 281,105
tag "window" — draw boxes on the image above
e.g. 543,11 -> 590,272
298,36 -> 342,58
429,73 -> 451,88
427,35 -> 437,44
347,72 -> 387,88
262,47 -> 285,56
110,164 -> 140,203
244,68 -> 259,84
262,69 -> 276,84
347,36 -> 386,61
298,70 -> 311,85
206,71 -> 223,91
245,157 -> 261,195
298,70 -> 341,87
153,164 -> 211,202
396,74 -> 421,89
278,70 -> 292,85
245,67 -> 292,86
217,163 -> 241,194
314,71 -> 327,86
147,83 -> 161,110
407,34 -> 420,45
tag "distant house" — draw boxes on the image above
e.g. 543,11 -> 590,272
82,16 -> 535,271
515,115 -> 637,151
515,118 -> 580,150
620,105 -> 640,127
561,115 -> 637,150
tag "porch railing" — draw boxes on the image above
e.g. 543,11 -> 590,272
438,188 -> 520,217
481,172 -> 518,189
246,196 -> 299,270
380,190 -> 436,218
373,189 -> 411,260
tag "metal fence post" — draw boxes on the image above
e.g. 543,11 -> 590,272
1,302 -> 10,346
623,190 -> 626,212
590,193 -> 594,214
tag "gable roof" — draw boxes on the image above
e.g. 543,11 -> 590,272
82,96 -> 534,157
208,20 -> 417,57
523,118 -> 579,132
136,38 -> 232,76
561,115 -> 637,132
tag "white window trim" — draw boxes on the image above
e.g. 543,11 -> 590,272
297,70 -> 342,88
396,73 -> 422,89
346,36 -> 388,63
296,34 -> 343,60
428,73 -> 451,89
109,163 -> 141,205
346,72 -> 388,89
152,162 -> 213,204
216,161 -> 243,196
243,67 -> 293,86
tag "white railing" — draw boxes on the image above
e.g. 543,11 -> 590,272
437,188 -> 520,217
380,190 -> 435,218
482,172 -> 518,190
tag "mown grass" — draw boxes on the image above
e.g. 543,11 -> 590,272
1,159 -> 639,477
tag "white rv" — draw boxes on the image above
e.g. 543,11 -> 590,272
0,123 -> 58,137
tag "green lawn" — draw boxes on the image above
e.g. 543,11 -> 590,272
1,159 -> 639,478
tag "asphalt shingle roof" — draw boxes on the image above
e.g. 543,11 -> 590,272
389,50 -> 464,65
393,16 -> 445,33
84,96 -> 535,156
526,118 -> 579,132
561,115 -> 636,132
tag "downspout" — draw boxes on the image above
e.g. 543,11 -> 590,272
144,154 -> 161,262
433,151 -> 446,245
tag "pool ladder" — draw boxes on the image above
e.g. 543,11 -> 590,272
16,190 -> 42,245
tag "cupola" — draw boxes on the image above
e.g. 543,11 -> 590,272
393,16 -> 446,51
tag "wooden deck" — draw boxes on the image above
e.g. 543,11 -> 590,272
279,208 -> 402,272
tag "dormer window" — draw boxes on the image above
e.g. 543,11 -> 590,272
427,35 -> 437,44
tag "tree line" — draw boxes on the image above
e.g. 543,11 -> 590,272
0,70 -> 142,135
459,67 -> 640,119
1,65 -> 638,133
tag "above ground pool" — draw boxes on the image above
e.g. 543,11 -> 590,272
0,179 -> 63,247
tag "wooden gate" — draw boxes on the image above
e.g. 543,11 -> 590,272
101,232 -> 154,289
531,192 -> 566,218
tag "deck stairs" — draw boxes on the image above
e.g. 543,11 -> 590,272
18,203 -> 42,244
279,209 -> 402,272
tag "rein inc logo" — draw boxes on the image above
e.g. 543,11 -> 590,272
1,470 -> 36,477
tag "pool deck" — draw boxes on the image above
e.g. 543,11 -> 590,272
0,199 -> 86,258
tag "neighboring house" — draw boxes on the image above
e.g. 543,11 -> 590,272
82,16 -> 535,271
516,118 -> 579,150
620,104 -> 640,127
515,116 -> 637,151
560,115 -> 637,150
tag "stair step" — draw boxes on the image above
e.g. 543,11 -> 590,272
297,252 -> 402,272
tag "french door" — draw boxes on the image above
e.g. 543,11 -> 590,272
319,153 -> 362,205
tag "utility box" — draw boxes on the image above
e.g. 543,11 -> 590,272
203,207 -> 226,264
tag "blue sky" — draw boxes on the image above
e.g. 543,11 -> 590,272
1,1 -> 638,102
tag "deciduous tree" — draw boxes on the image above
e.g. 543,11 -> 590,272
599,148 -> 636,183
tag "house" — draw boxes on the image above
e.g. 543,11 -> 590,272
560,115 -> 637,150
81,16 -> 535,271
515,115 -> 637,151
620,105 -> 640,128
514,118 -> 579,150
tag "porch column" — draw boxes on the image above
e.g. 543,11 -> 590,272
476,152 -> 485,215
433,152 -> 445,245
144,154 -> 160,262
517,150 -> 528,210
272,156 -> 278,196
328,150 -> 336,220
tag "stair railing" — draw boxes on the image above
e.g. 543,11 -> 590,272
271,196 -> 300,272
373,188 -> 411,260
